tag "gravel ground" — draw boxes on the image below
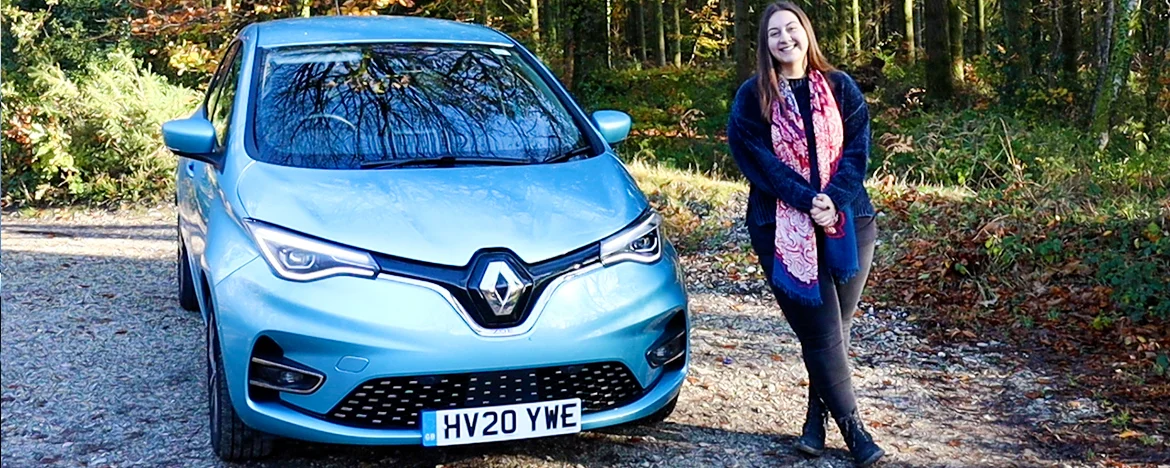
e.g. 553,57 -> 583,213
0,206 -> 1135,467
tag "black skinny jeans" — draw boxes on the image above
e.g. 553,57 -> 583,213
748,217 -> 877,419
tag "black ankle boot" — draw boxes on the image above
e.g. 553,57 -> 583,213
793,388 -> 828,456
834,409 -> 885,467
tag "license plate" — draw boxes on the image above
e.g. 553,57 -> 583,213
421,398 -> 582,447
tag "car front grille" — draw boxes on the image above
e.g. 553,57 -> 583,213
323,362 -> 643,429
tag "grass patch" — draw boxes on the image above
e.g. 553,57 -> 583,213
626,160 -> 744,252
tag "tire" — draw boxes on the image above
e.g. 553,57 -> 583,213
206,306 -> 273,461
177,232 -> 199,312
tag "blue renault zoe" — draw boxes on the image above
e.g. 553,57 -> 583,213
163,16 -> 689,460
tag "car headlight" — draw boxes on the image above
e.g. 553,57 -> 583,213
600,211 -> 662,266
244,219 -> 378,281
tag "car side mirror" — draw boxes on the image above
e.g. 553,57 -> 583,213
591,110 -> 632,146
162,117 -> 221,167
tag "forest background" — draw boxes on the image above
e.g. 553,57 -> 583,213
2,0 -> 1167,459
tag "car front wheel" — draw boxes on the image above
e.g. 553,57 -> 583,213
206,303 -> 273,460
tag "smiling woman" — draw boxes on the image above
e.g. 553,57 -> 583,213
252,43 -> 589,168
726,2 -> 883,467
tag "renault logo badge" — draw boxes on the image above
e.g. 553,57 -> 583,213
478,261 -> 526,317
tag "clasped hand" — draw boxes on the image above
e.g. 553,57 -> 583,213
810,194 -> 837,228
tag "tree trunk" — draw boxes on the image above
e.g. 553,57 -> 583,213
720,0 -> 731,60
299,0 -> 311,17
561,0 -> 572,79
664,0 -> 674,65
606,0 -> 613,68
1059,0 -> 1081,90
531,0 -> 541,44
976,0 -> 986,54
1145,10 -> 1169,130
887,0 -> 898,38
481,0 -> 490,25
637,0 -> 648,63
568,0 -> 608,91
550,0 -> 560,46
1092,0 -> 1143,150
1092,0 -> 1116,119
1026,0 -> 1042,81
1021,0 -> 1034,81
948,0 -> 964,82
653,0 -> 667,66
925,0 -> 954,99
917,0 -> 926,51
905,0 -> 916,63
852,0 -> 862,51
734,0 -> 753,83
838,0 -> 851,56
1002,0 -> 1029,101
671,0 -> 682,66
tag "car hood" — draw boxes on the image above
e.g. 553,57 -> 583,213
235,154 -> 648,266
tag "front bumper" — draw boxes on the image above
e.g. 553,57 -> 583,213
211,245 -> 689,445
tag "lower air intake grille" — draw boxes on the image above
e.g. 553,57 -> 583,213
323,362 -> 643,429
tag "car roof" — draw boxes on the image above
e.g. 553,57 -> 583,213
248,16 -> 514,48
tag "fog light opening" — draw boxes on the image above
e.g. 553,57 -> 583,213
248,357 -> 325,394
646,331 -> 686,368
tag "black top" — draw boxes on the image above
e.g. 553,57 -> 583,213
789,77 -> 876,245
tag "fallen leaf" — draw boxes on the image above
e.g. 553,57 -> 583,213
948,439 -> 962,447
1118,430 -> 1143,439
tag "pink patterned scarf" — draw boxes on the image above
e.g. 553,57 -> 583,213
769,70 -> 858,305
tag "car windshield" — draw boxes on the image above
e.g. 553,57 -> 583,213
251,43 -> 589,169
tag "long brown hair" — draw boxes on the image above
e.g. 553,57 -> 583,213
755,2 -> 835,121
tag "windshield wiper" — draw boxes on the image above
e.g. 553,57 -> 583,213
360,156 -> 528,169
545,145 -> 596,164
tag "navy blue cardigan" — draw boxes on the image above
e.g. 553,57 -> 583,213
727,72 -> 876,226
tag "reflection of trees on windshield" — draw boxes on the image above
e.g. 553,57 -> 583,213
255,44 -> 584,169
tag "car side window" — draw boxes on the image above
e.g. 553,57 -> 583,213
210,44 -> 244,149
204,42 -> 240,123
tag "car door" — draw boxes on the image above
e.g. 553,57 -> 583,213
186,41 -> 243,273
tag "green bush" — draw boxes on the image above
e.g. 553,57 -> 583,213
1,0 -> 134,79
578,67 -> 735,136
1089,219 -> 1170,321
2,49 -> 200,205
577,67 -> 737,176
870,107 -> 1170,201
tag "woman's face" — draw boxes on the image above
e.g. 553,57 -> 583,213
766,10 -> 808,72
